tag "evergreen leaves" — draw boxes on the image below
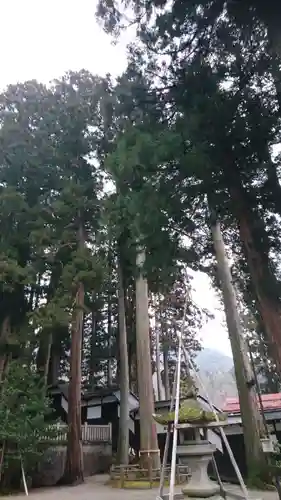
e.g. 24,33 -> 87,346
2,0 -> 281,482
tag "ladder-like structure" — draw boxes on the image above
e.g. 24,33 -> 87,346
156,281 -> 252,500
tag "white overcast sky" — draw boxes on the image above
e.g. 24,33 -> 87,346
1,0 -> 232,356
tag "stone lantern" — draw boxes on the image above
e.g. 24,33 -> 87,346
153,382 -> 227,499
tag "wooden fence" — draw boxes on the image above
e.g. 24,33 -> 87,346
110,464 -> 190,488
42,423 -> 112,444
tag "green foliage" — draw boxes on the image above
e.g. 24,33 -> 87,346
94,0 -> 281,484
4,3 -> 281,479
0,361 -> 57,487
247,464 -> 276,491
96,0 -> 281,294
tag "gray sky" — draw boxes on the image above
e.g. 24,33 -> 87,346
1,0 -> 231,356
192,272 -> 231,356
1,0 -> 129,85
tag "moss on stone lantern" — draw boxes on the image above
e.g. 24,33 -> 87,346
153,379 -> 227,426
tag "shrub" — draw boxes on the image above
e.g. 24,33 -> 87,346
0,361 -> 58,491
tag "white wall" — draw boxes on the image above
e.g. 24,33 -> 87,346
87,405 -> 102,420
225,421 -> 281,436
227,411 -> 281,425
152,371 -> 166,401
207,429 -> 222,452
61,395 -> 68,413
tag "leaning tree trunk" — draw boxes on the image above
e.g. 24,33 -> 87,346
116,258 -> 130,465
61,220 -> 85,485
231,185 -> 281,371
135,246 -> 160,469
211,217 -> 268,482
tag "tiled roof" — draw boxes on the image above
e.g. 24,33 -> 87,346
223,393 -> 281,414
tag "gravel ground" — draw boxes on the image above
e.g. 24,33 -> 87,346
1,475 -> 277,500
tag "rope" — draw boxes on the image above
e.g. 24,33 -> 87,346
157,269 -> 251,500
212,455 -> 227,499
179,268 -> 250,499
139,450 -> 160,454
158,281 -> 191,500
185,347 -> 250,500
168,285 -> 189,500
158,377 -> 177,498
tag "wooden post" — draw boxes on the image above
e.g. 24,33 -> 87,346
148,453 -> 152,488
120,466 -> 125,488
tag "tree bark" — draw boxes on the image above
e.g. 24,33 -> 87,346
61,220 -> 85,485
90,293 -> 97,388
155,324 -> 162,401
155,297 -> 162,401
160,305 -> 170,400
135,246 -> 160,469
264,158 -> 281,216
126,286 -> 138,393
231,186 -> 281,371
116,258 -> 130,465
107,291 -> 113,387
129,351 -> 138,394
36,268 -> 62,386
211,218 -> 267,480
36,331 -> 52,386
47,344 -> 61,386
0,317 -> 10,382
267,23 -> 281,76
163,346 -> 170,400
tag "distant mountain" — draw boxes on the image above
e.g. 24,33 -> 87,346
195,348 -> 237,408
196,348 -> 233,372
